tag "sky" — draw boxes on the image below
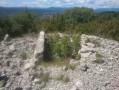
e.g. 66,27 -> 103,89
0,0 -> 118,8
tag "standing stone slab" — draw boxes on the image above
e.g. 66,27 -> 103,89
4,34 -> 9,42
34,31 -> 45,61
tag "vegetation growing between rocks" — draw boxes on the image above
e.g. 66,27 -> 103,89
20,51 -> 28,60
41,73 -> 51,84
67,64 -> 76,70
36,72 -> 51,89
44,33 -> 81,61
93,52 -> 104,64
36,58 -> 70,67
57,74 -> 70,83
85,38 -> 100,47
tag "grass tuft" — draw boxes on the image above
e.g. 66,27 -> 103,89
36,72 -> 51,89
36,58 -> 70,67
93,52 -> 104,64
42,73 -> 51,83
57,74 -> 70,83
67,64 -> 76,70
20,51 -> 28,60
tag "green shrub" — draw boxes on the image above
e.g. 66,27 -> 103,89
71,34 -> 81,59
0,10 -> 40,39
1,7 -> 119,42
44,33 -> 81,60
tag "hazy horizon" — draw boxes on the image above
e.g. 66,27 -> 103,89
0,0 -> 118,9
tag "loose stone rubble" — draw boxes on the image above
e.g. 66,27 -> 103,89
0,33 -> 119,90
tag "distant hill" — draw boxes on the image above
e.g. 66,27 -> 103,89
95,8 -> 119,12
0,7 -> 119,17
0,7 -> 67,16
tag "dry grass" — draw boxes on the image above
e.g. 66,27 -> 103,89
36,58 -> 70,67
57,74 -> 70,83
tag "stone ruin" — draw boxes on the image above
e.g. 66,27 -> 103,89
24,31 -> 45,70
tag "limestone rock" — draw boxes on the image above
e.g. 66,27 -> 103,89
75,81 -> 84,90
24,61 -> 35,70
4,34 -> 9,42
34,31 -> 45,61
70,59 -> 79,65
85,43 -> 95,48
80,64 -> 89,71
0,33 -> 119,90
62,66 -> 68,71
79,45 -> 96,53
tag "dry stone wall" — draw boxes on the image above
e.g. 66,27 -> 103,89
0,33 -> 119,90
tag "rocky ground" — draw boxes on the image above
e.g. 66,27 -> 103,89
0,34 -> 119,90
0,36 -> 37,90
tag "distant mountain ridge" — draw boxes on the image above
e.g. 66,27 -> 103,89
95,8 -> 119,12
0,7 -> 67,16
0,7 -> 119,16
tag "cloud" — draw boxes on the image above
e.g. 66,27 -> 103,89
90,0 -> 119,8
0,0 -> 9,6
0,0 -> 119,8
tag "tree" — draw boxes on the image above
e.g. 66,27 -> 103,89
10,10 -> 40,36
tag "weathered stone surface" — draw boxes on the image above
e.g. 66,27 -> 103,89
75,81 -> 84,90
24,61 -> 35,70
34,31 -> 45,61
0,33 -> 119,90
0,36 -> 38,90
80,64 -> 89,71
4,34 -> 9,42
79,44 -> 96,53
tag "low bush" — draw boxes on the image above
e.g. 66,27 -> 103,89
0,10 -> 40,39
44,33 -> 81,61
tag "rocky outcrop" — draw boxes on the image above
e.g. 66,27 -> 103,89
76,34 -> 119,90
41,34 -> 119,90
0,34 -> 45,90
4,34 -> 9,42
0,33 -> 119,90
24,31 -> 45,70
34,31 -> 45,61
